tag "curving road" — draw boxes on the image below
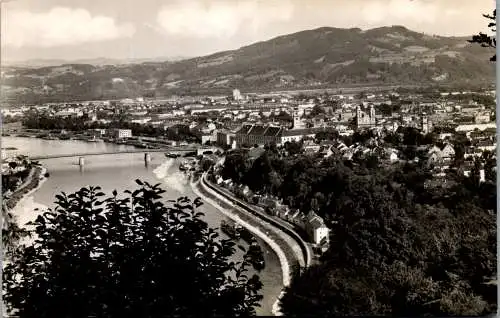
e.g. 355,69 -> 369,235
202,174 -> 312,268
193,172 -> 313,315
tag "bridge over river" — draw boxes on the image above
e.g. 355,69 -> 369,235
29,147 -> 200,160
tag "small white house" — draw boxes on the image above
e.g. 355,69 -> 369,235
305,211 -> 330,245
388,151 -> 399,162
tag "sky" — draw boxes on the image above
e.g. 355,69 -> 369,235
1,0 -> 495,62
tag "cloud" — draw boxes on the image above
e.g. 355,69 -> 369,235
3,7 -> 136,48
361,0 -> 439,26
156,0 -> 294,39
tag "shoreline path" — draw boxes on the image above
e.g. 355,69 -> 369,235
191,172 -> 311,316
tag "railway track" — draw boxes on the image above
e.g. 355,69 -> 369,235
200,173 -> 312,268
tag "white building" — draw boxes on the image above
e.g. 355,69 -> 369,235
109,129 -> 132,139
305,211 -> 329,245
131,118 -> 151,124
233,89 -> 242,101
455,123 -> 496,132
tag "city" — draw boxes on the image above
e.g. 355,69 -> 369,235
1,0 -> 497,317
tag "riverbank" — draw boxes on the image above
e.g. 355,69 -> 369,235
191,174 -> 290,316
4,130 -> 193,150
4,166 -> 48,212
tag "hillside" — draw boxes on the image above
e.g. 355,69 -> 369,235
2,26 -> 495,103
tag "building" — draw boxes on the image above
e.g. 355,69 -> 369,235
216,130 -> 236,147
427,144 -> 455,165
420,115 -> 432,134
235,124 -> 283,147
474,111 -> 491,124
233,89 -> 243,101
200,131 -> 217,145
235,123 -> 329,147
280,128 -> 321,144
356,105 -> 376,129
54,110 -> 83,118
88,129 -> 106,137
108,129 -> 132,139
292,109 -> 306,130
476,139 -> 496,152
305,211 -> 329,245
455,122 -> 496,132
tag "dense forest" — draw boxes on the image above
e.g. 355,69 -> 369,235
219,136 -> 496,315
3,182 -> 263,316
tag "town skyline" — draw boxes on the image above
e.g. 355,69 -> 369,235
1,0 -> 494,62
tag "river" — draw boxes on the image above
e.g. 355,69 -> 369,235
2,137 -> 282,316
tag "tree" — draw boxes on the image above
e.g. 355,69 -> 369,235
217,139 -> 496,316
200,158 -> 215,172
315,128 -> 339,141
7,161 -> 18,174
3,181 -> 263,317
2,204 -> 30,258
284,141 -> 303,156
469,10 -> 496,61
220,151 -> 250,184
309,105 -> 325,117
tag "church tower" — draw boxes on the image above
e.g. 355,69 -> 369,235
293,109 -> 304,129
356,105 -> 363,128
421,114 -> 432,134
369,105 -> 376,126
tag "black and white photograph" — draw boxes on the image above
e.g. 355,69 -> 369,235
0,0 -> 497,316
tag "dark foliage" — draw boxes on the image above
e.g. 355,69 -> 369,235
469,10 -> 496,61
3,181 -> 263,317
315,127 -> 339,141
219,145 -> 496,316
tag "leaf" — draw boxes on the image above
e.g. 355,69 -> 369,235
135,179 -> 144,186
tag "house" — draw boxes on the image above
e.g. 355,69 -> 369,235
108,129 -> 132,139
382,148 -> 399,162
305,211 -> 329,245
342,150 -> 354,160
216,129 -> 236,147
427,144 -> 455,164
201,132 -> 217,145
277,207 -> 289,219
476,139 -> 496,152
280,127 -> 325,144
388,151 -> 399,162
303,140 -> 321,153
274,204 -> 289,218
464,147 -> 483,159
438,133 -> 453,140
319,145 -> 334,157
215,175 -> 224,185
292,212 -> 308,230
287,210 -> 301,223
257,196 -> 278,214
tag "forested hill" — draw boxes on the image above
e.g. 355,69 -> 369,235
3,25 -> 495,103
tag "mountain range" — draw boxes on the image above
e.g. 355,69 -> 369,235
3,56 -> 189,68
2,26 -> 495,104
